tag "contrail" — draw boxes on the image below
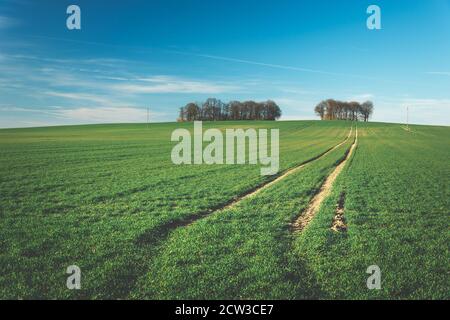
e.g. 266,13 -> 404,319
164,50 -> 382,81
23,35 -> 365,78
23,35 -> 399,83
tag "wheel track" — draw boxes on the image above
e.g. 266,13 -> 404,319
136,126 -> 353,245
221,126 -> 353,211
130,125 -> 354,298
292,126 -> 358,232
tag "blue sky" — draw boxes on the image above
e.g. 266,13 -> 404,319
0,0 -> 449,128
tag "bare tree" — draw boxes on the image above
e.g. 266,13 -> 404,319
361,101 -> 374,122
265,100 -> 281,120
229,101 -> 241,120
177,107 -> 186,122
314,101 -> 327,120
314,99 -> 374,122
184,102 -> 200,121
178,99 -> 282,121
348,102 -> 360,121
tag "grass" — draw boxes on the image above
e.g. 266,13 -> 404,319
292,122 -> 450,299
0,120 -> 350,298
0,121 -> 447,299
131,127 -> 356,299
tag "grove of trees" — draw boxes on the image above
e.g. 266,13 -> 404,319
178,98 -> 282,121
314,99 -> 374,122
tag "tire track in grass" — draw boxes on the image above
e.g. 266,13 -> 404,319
127,125 -> 353,298
292,127 -> 358,232
220,126 -> 353,211
401,125 -> 414,133
331,191 -> 347,232
136,126 -> 353,245
131,127 -> 356,299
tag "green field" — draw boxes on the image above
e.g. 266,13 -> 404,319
0,121 -> 448,299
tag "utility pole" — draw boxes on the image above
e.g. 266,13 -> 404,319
406,106 -> 409,131
147,107 -> 149,128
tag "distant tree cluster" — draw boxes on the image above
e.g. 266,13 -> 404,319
314,99 -> 374,122
178,98 -> 282,122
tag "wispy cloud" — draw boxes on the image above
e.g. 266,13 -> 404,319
400,98 -> 450,108
368,96 -> 450,126
0,50 -> 245,128
0,108 -> 161,128
1,32 -> 448,127
347,93 -> 374,102
426,71 -> 450,76
43,91 -> 127,106
1,53 -> 240,95
167,50 -> 390,82
272,97 -> 317,121
169,51 -> 345,76
53,107 -> 151,123
0,105 -> 60,114
15,36 -> 376,81
279,87 -> 320,95
113,76 -> 237,94
0,15 -> 19,29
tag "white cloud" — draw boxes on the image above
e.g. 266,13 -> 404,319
43,91 -> 135,108
114,76 -> 237,94
53,107 -> 149,123
44,91 -> 112,104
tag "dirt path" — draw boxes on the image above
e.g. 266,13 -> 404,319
331,192 -> 347,232
401,125 -> 413,133
292,127 -> 358,232
220,126 -> 353,211
137,126 -> 354,243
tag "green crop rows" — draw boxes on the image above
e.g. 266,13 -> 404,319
0,121 -> 448,299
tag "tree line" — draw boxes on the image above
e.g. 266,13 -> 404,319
314,99 -> 374,121
178,98 -> 282,121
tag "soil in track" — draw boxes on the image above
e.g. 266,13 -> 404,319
331,192 -> 347,232
220,127 -> 353,211
292,127 -> 358,232
110,125 -> 354,299
136,127 -> 353,238
290,123 -> 449,299
130,127 -> 356,299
